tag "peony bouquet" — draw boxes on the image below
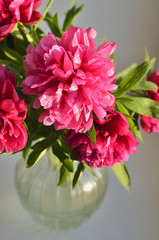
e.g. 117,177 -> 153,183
1,0 -> 159,191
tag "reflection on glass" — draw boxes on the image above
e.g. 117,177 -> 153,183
15,154 -> 109,230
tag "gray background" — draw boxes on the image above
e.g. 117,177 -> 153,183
0,0 -> 159,239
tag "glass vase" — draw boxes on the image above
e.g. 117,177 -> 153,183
15,152 -> 109,230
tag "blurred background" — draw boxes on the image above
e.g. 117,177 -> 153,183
0,0 -> 159,239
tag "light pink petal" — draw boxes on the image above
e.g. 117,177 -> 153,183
85,27 -> 97,39
96,41 -> 117,58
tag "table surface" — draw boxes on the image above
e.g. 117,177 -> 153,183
0,131 -> 159,240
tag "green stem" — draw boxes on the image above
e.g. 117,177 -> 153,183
17,23 -> 30,45
34,0 -> 55,31
29,25 -> 40,45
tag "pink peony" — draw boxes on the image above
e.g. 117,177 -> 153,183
21,27 -> 117,133
0,65 -> 28,153
140,115 -> 159,133
66,111 -> 139,168
0,0 -> 42,41
146,72 -> 159,102
140,72 -> 159,133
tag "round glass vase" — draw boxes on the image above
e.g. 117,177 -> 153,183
15,152 -> 109,230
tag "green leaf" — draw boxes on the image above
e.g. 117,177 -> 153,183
100,36 -> 106,44
145,48 -> 150,62
0,59 -> 19,68
123,97 -> 159,119
63,159 -> 74,172
137,129 -> 143,142
116,63 -> 137,81
22,145 -> 30,159
44,12 -> 63,38
114,61 -> 150,97
17,23 -> 30,45
70,149 -> 78,160
63,2 -> 84,31
26,149 -> 47,168
32,130 -> 63,152
29,29 -> 40,45
52,141 -> 68,162
59,134 -> 72,154
1,46 -> 23,64
112,163 -> 131,191
84,163 -> 96,177
34,0 -> 55,31
69,0 -> 77,10
133,81 -> 158,91
150,58 -> 156,71
116,102 -> 137,138
72,163 -> 85,189
116,96 -> 133,103
58,165 -> 69,185
86,123 -> 96,145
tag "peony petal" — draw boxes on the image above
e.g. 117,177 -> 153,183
85,27 -> 97,39
96,41 -> 117,58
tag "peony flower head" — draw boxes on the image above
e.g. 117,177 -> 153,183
140,72 -> 159,133
66,111 -> 139,168
21,27 -> 117,133
146,72 -> 159,102
140,115 -> 159,133
0,0 -> 42,41
0,65 -> 28,153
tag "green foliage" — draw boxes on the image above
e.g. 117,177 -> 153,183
26,149 -> 47,168
112,163 -> 131,192
133,81 -> 158,91
1,45 -> 23,65
52,141 -> 68,162
123,97 -> 159,120
100,36 -> 106,44
34,0 -> 55,31
44,12 -> 63,38
73,162 -> 85,189
116,63 -> 137,84
144,48 -> 156,75
86,123 -> 96,145
26,130 -> 63,168
116,102 -> 137,138
52,141 -> 74,172
114,61 -> 150,97
63,159 -> 74,172
0,0 -> 158,192
32,130 -> 63,152
63,0 -> 84,31
58,165 -> 69,185
22,144 -> 30,159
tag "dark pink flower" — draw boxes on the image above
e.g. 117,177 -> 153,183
140,72 -> 159,133
66,111 -> 139,168
21,27 -> 117,133
146,72 -> 159,102
0,65 -> 28,153
0,0 -> 42,41
140,115 -> 159,133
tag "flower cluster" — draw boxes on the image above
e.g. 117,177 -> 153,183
140,72 -> 159,133
21,27 -> 117,133
0,0 -> 159,190
0,65 -> 27,153
0,0 -> 42,41
66,111 -> 138,168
